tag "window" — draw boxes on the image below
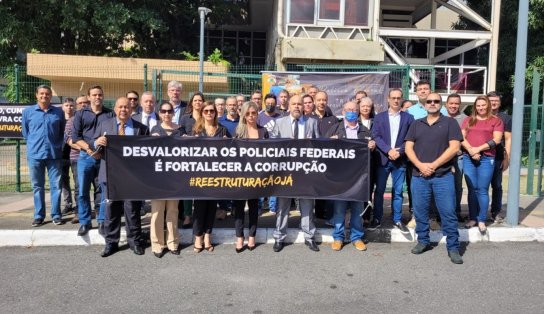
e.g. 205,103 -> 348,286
290,0 -> 315,24
289,0 -> 369,26
345,0 -> 369,26
319,0 -> 340,20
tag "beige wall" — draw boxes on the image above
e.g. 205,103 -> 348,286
27,54 -> 229,100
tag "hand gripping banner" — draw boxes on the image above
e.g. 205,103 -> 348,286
105,136 -> 370,201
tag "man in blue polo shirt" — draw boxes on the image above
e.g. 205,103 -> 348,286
404,92 -> 463,264
22,85 -> 66,227
72,85 -> 115,236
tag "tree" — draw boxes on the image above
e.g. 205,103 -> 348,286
453,0 -> 544,108
0,0 -> 248,65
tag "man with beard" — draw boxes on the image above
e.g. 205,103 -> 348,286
270,95 -> 320,252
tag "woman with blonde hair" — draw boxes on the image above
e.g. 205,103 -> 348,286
149,102 -> 182,257
191,101 -> 229,252
461,96 -> 503,234
233,102 -> 268,252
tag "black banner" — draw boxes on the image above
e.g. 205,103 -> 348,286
0,104 -> 26,138
105,137 -> 370,202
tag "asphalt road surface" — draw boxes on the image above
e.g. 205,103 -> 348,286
1,242 -> 543,313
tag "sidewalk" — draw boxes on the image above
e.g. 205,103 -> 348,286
0,192 -> 543,247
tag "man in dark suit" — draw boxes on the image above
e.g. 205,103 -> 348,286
370,89 -> 414,233
94,97 -> 150,257
270,94 -> 320,253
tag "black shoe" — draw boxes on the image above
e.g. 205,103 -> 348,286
411,243 -> 431,255
98,223 -> 105,237
132,246 -> 145,255
394,221 -> 410,234
273,241 -> 284,252
305,240 -> 320,252
61,206 -> 73,215
448,251 -> 464,264
52,217 -> 64,225
367,219 -> 381,230
131,245 -> 145,255
77,224 -> 92,236
154,249 -> 166,258
100,244 -> 119,257
171,247 -> 181,255
457,214 -> 467,222
31,218 -> 44,227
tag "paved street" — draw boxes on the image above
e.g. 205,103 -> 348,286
1,242 -> 543,313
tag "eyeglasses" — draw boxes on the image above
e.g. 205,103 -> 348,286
203,109 -> 216,114
160,109 -> 174,114
426,99 -> 441,104
245,111 -> 258,116
128,97 -> 138,101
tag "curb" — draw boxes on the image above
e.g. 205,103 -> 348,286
1,227 -> 543,247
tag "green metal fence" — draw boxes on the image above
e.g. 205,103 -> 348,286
1,63 -> 543,193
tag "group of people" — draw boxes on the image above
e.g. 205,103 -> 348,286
21,78 -> 511,264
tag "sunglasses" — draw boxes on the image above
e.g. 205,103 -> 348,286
245,111 -> 258,116
426,99 -> 441,104
203,109 -> 216,114
160,109 -> 174,114
128,97 -> 138,101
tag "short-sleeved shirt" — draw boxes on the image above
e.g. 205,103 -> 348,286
22,104 -> 65,160
405,114 -> 463,177
71,107 -> 114,149
257,111 -> 283,132
407,102 -> 448,119
495,111 -> 512,160
218,115 -> 239,137
461,116 -> 504,157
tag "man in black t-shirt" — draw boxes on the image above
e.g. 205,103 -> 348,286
487,91 -> 511,221
404,93 -> 463,264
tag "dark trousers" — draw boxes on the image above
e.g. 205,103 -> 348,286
103,183 -> 142,248
234,199 -> 259,237
178,200 -> 193,220
61,159 -> 75,209
315,199 -> 333,219
193,200 -> 217,236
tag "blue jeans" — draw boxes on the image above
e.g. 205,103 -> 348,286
453,156 -> 464,214
28,158 -> 62,220
269,196 -> 277,212
490,156 -> 503,216
77,152 -> 103,225
374,161 -> 406,223
463,154 -> 494,222
332,201 -> 364,242
411,173 -> 459,252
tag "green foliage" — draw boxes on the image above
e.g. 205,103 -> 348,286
0,0 -> 249,65
453,0 -> 544,107
180,51 -> 199,61
2,67 -> 33,103
207,48 -> 230,66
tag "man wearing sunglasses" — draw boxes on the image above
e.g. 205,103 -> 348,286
404,93 -> 463,264
126,90 -> 140,115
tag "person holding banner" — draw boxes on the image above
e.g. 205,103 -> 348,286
178,92 -> 204,228
326,101 -> 375,251
358,96 -> 376,226
270,94 -> 320,252
72,85 -> 114,236
192,101 -> 230,253
22,85 -> 66,227
233,101 -> 269,252
95,97 -> 150,257
148,102 -> 182,258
